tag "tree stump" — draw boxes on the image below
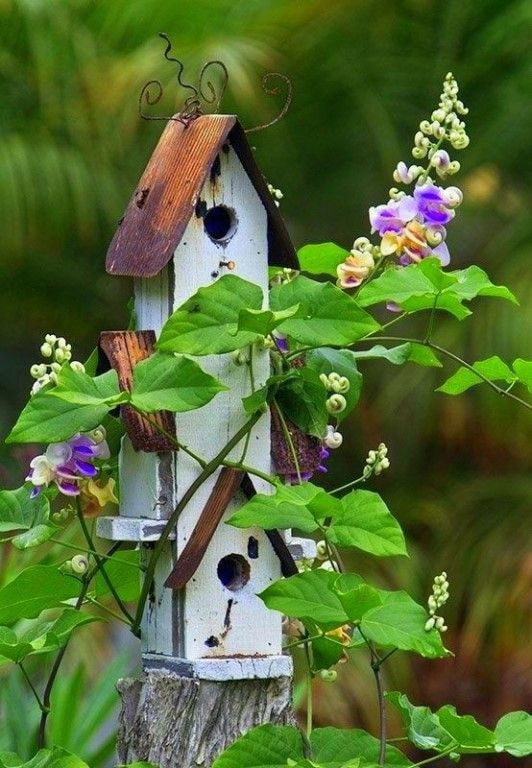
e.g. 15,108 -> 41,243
117,671 -> 295,768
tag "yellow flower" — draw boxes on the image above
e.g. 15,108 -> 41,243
336,250 -> 374,289
80,478 -> 119,517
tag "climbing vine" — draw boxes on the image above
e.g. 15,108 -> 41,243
0,73 -> 530,768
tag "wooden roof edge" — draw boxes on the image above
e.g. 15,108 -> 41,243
105,114 -> 296,278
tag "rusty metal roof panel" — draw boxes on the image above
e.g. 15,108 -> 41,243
106,114 -> 296,277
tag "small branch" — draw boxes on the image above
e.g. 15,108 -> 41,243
48,538 -> 140,568
18,661 -> 46,712
86,595 -> 133,626
75,498 -> 135,625
330,474 -> 366,496
360,336 -> 532,410
132,412 -> 261,635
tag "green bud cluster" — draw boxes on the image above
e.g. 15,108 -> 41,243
363,443 -> 390,478
424,571 -> 450,633
269,267 -> 299,286
412,73 -> 469,178
30,334 -> 85,395
320,371 -> 351,394
267,182 -> 283,207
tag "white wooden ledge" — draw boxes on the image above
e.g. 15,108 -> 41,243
142,653 -> 293,681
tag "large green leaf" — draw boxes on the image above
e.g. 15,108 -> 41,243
357,259 -> 516,319
328,491 -> 407,557
0,748 -> 89,768
386,692 -> 456,751
237,305 -> 301,336
435,706 -> 495,753
305,349 -> 363,421
0,610 -> 99,663
0,566 -> 80,625
311,727 -> 411,767
274,367 -> 329,437
6,390 -> 112,444
334,583 -> 384,624
227,482 -> 339,533
259,570 -> 349,629
360,591 -> 447,658
297,243 -> 350,276
130,352 -> 227,412
494,712 -> 532,757
211,724 -> 305,768
0,486 -> 50,534
271,276 -> 379,346
512,359 -> 532,393
50,367 -> 123,407
437,356 -> 516,395
157,275 -> 263,355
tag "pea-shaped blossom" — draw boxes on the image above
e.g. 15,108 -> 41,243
369,181 -> 460,267
26,429 -> 110,498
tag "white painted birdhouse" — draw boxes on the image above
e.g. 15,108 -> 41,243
96,114 -> 303,680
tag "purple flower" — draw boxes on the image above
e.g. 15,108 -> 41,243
414,184 -> 455,226
26,428 -> 110,498
369,196 -> 418,236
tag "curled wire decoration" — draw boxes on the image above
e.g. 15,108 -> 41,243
139,33 -> 229,124
245,73 -> 293,134
199,60 -> 229,113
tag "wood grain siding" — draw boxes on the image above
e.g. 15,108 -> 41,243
99,330 -> 175,452
105,115 -> 296,277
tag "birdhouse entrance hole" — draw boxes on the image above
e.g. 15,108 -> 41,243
217,554 -> 250,591
204,205 -> 237,242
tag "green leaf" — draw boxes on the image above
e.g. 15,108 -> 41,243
311,727 -> 411,767
7,390 -> 112,445
95,550 -> 140,603
157,275 -> 263,355
211,724 -> 305,768
0,566 -> 80,625
310,634 -> 346,672
237,305 -> 301,336
227,482 -> 340,533
259,570 -> 349,629
50,367 -> 123,407
334,583 -> 384,623
328,491 -> 407,557
386,692 -> 455,751
0,486 -> 50,534
407,344 -> 442,368
512,359 -> 532,393
0,610 -> 99,663
437,356 -> 516,395
357,259 -> 516,319
297,242 -> 350,276
360,591 -> 447,658
275,368 -> 329,437
306,349 -> 363,421
12,524 -> 56,550
271,276 -> 379,346
436,705 -> 494,753
0,749 -> 90,768
349,344 -> 411,366
130,352 -> 227,413
494,711 -> 532,757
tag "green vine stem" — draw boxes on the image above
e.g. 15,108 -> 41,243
75,498 -> 135,625
131,412 -> 261,635
36,542 -> 124,749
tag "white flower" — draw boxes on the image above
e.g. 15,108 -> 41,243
324,425 -> 343,449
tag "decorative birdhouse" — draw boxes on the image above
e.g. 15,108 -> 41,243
96,114 -> 311,681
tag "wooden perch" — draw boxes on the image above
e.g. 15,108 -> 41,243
99,330 -> 175,453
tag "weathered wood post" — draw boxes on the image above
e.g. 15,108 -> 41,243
96,115 -> 301,767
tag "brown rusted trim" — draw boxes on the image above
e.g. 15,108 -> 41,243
99,330 -> 175,452
105,114 -> 296,277
165,468 -> 245,590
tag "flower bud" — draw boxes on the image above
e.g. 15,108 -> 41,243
316,540 -> 328,560
45,334 -> 57,344
30,364 -> 42,378
70,361 -> 85,373
425,617 -> 436,632
54,348 -> 66,364
324,425 -> 343,449
40,342 -> 53,358
71,554 -> 89,575
443,186 -> 463,208
57,337 -> 67,349
319,669 -> 338,683
326,394 -> 347,414
231,348 -> 250,366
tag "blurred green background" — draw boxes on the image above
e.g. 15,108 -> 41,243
0,0 -> 530,765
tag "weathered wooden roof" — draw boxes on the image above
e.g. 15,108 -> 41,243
106,114 -> 296,277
